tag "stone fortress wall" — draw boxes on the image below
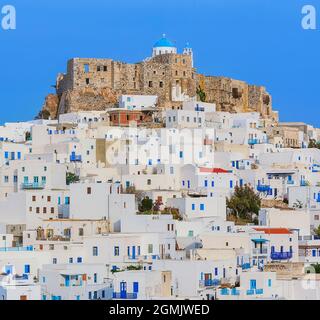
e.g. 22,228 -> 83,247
40,36 -> 278,123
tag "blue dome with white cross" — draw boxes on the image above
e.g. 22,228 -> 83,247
153,35 -> 175,48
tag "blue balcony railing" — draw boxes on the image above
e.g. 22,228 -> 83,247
287,180 -> 294,185
246,289 -> 254,295
300,180 -> 308,187
271,251 -> 292,260
231,288 -> 240,296
0,246 -> 33,252
220,288 -> 229,296
242,263 -> 251,270
257,185 -> 271,192
200,279 -> 220,287
255,289 -> 264,295
112,292 -> 137,300
70,155 -> 82,162
21,183 -> 45,190
248,139 -> 258,145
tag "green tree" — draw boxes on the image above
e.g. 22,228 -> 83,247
308,139 -> 320,149
306,264 -> 320,274
25,131 -> 32,141
35,109 -> 51,120
196,86 -> 206,102
138,197 -> 153,212
227,185 -> 261,221
66,172 -> 79,185
314,225 -> 320,237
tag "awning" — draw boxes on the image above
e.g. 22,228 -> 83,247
251,238 -> 269,243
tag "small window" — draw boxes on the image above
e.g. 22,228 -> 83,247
148,81 -> 153,88
47,196 -> 51,202
159,81 -> 163,88
114,246 -> 120,256
93,246 -> 98,256
87,187 -> 92,195
103,66 -> 107,72
86,78 -> 90,85
84,64 -> 89,73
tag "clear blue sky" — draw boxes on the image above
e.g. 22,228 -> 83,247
0,0 -> 319,125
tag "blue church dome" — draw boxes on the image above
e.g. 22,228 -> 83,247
153,35 -> 175,48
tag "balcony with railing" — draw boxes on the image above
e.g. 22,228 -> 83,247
242,263 -> 251,270
246,289 -> 254,295
257,185 -> 271,192
112,292 -> 137,300
70,154 -> 82,162
287,180 -> 294,185
248,138 -> 258,145
21,183 -> 45,190
231,288 -> 240,296
220,288 -> 229,296
300,180 -> 308,187
252,247 -> 268,255
195,106 -> 205,112
271,251 -> 293,260
0,245 -> 33,252
199,279 -> 220,288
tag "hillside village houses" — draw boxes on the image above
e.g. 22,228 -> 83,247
1,36 -> 320,301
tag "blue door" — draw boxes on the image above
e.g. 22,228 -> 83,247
187,180 -> 190,189
65,275 -> 70,287
133,282 -> 139,293
312,249 -> 317,257
132,246 -> 136,259
250,279 -> 257,290
5,265 -> 13,275
120,282 -> 127,299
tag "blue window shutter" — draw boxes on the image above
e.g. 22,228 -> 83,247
24,264 -> 30,274
204,180 -> 208,187
133,282 -> 139,293
230,180 -> 233,188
